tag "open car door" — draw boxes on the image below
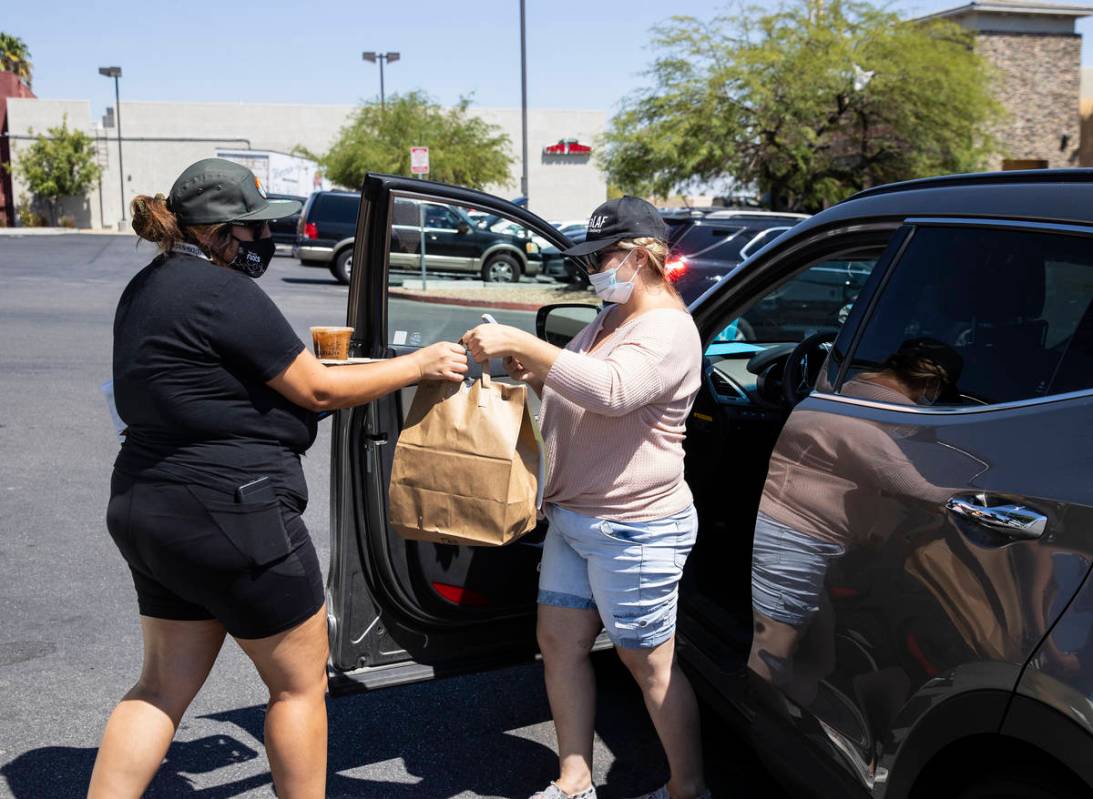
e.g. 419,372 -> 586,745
326,174 -> 593,692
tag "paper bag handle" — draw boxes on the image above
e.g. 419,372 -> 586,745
478,371 -> 491,407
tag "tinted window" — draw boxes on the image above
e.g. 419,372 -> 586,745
672,224 -> 745,259
842,226 -> 1093,406
663,217 -> 695,244
712,256 -> 878,343
316,194 -> 359,225
425,203 -> 461,229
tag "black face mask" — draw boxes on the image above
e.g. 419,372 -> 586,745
230,236 -> 275,278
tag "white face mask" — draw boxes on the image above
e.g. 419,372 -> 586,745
589,249 -> 642,304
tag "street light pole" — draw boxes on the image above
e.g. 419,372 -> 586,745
362,52 -> 400,110
519,0 -> 528,200
98,66 -> 125,223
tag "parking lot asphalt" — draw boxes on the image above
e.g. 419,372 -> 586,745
0,235 -> 783,799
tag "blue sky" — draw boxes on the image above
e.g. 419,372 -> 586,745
6,0 -> 1093,119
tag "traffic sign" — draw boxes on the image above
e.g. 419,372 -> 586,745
410,146 -> 430,175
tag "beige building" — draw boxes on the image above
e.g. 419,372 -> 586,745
921,1 -> 1093,169
4,98 -> 607,228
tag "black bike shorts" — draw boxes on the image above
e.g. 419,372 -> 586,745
106,470 -> 324,640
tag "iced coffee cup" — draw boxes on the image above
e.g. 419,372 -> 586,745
310,326 -> 354,360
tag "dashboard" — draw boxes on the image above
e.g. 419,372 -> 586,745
704,341 -> 792,420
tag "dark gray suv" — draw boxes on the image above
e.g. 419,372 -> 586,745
321,171 -> 1093,799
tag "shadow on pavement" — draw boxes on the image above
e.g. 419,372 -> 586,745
0,735 -> 270,798
1,658 -> 753,798
280,277 -> 342,286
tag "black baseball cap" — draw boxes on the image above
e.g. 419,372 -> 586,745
167,158 -> 302,225
561,195 -> 670,257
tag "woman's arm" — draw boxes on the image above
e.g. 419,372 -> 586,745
462,323 -> 668,416
462,324 -> 560,388
268,341 -> 467,412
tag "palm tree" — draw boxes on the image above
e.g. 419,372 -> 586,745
0,34 -> 32,88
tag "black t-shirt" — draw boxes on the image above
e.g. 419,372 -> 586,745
112,251 -> 317,504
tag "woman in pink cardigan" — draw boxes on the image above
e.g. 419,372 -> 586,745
463,197 -> 708,799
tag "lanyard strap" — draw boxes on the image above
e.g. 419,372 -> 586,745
171,242 -> 211,261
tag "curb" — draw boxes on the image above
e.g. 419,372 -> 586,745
389,289 -> 542,312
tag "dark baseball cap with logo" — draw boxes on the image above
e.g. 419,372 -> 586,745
561,195 -> 670,257
167,158 -> 302,225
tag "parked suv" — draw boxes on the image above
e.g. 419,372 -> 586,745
294,190 -> 544,284
293,190 -> 361,283
322,171 -> 1093,799
666,210 -> 808,303
265,192 -> 305,251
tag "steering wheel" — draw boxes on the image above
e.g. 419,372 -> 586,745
782,332 -> 837,406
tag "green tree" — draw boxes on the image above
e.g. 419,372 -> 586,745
0,33 -> 33,87
600,0 -> 1002,212
13,116 -> 102,225
310,91 -> 514,190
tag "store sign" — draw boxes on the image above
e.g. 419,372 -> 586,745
543,138 -> 592,156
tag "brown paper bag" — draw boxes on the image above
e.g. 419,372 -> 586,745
389,373 -> 544,546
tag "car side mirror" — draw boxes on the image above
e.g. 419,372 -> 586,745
456,222 -> 471,235
536,303 -> 600,347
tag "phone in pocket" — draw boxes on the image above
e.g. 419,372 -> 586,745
235,476 -> 275,503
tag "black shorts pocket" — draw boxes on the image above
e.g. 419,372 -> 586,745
185,485 -> 293,568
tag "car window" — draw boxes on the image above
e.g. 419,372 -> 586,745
385,191 -> 596,349
424,203 -> 462,229
672,224 -> 745,259
662,217 -> 695,245
711,256 -> 879,344
840,225 -> 1093,406
317,193 -> 359,225
739,227 -> 790,261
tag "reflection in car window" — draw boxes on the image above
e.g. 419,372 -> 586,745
841,226 -> 1093,406
712,258 -> 878,344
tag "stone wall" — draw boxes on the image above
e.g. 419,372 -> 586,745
975,32 -> 1082,169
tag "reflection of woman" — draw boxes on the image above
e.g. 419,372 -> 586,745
462,197 -> 708,799
749,339 -> 962,693
91,159 -> 467,798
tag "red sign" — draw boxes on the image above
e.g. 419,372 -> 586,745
543,138 -> 592,156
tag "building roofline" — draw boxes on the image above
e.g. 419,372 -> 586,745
916,1 -> 1093,22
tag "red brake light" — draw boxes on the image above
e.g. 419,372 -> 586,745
432,582 -> 490,607
304,222 -> 318,240
665,255 -> 688,281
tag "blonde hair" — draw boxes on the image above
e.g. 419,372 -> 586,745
615,236 -> 677,293
130,193 -> 234,264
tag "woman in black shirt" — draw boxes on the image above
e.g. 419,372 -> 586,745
89,159 -> 467,799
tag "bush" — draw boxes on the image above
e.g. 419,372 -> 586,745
15,194 -> 46,227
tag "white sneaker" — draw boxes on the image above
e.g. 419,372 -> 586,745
530,782 -> 597,799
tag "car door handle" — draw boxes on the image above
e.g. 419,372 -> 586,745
945,494 -> 1047,540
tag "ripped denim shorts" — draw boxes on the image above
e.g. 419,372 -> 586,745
537,503 -> 698,649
